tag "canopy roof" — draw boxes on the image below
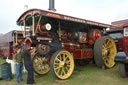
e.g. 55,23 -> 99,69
17,9 -> 114,29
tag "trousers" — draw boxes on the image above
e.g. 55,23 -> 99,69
16,64 -> 23,83
24,61 -> 34,83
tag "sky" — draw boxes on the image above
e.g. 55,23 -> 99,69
0,0 -> 128,34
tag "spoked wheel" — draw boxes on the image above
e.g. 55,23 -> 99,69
94,36 -> 117,68
119,63 -> 128,78
50,50 -> 74,80
33,52 -> 50,75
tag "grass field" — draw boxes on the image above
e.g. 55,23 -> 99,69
0,58 -> 128,85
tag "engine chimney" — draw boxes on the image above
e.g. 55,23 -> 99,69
49,0 -> 56,12
24,5 -> 28,11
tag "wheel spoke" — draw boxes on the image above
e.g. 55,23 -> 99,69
59,55 -> 62,61
102,49 -> 106,57
62,54 -> 65,61
61,68 -> 63,76
55,66 -> 62,70
107,44 -> 113,49
65,67 -> 69,72
106,40 -> 111,46
64,56 -> 68,62
54,62 -> 59,66
65,60 -> 70,64
63,67 -> 66,75
56,57 -> 62,63
67,64 -> 71,68
56,68 -> 60,74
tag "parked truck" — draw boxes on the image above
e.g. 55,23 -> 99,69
107,19 -> 128,77
0,30 -> 24,59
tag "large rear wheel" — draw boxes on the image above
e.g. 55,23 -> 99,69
33,52 -> 50,75
50,50 -> 74,80
94,36 -> 117,68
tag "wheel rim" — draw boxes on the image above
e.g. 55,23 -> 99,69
33,53 -> 50,75
53,51 -> 74,79
102,37 -> 117,68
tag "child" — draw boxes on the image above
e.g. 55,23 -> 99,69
13,45 -> 23,83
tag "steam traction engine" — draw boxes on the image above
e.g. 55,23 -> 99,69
17,9 -> 117,79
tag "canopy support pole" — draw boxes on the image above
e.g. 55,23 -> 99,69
32,16 -> 35,36
35,16 -> 42,34
59,22 -> 61,40
23,20 -> 26,38
16,31 -> 18,45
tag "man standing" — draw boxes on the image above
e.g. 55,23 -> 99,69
22,44 -> 35,84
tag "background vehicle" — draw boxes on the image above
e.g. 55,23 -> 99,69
0,30 -> 24,59
107,19 -> 128,77
17,9 -> 117,80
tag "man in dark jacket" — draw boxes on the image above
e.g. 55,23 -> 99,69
22,44 -> 35,84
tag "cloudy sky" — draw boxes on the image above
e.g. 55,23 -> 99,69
0,0 -> 128,34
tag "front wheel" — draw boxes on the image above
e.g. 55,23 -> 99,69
32,52 -> 50,75
50,50 -> 74,80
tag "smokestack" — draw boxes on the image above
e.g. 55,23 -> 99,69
24,5 -> 28,11
49,0 -> 56,12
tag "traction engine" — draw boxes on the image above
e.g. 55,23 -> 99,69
17,9 -> 117,79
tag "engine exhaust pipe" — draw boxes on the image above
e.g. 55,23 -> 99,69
48,0 -> 56,12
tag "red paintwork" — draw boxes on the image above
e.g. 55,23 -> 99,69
111,30 -> 128,54
73,49 -> 93,59
123,37 -> 128,55
62,40 -> 85,52
83,49 -> 93,59
73,50 -> 82,59
111,20 -> 128,55
88,40 -> 93,45
123,61 -> 128,63
115,39 -> 123,51
112,19 -> 128,26
62,40 -> 93,59
24,37 -> 32,44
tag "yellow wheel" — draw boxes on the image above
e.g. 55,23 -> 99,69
50,50 -> 74,80
33,52 -> 50,75
94,36 -> 117,68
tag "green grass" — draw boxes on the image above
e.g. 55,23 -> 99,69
0,58 -> 128,85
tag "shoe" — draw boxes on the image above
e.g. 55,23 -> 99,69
20,79 -> 24,81
16,81 -> 19,84
27,81 -> 35,84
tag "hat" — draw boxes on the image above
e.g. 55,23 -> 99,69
16,44 -> 22,48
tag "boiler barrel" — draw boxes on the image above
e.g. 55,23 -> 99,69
1,63 -> 12,80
